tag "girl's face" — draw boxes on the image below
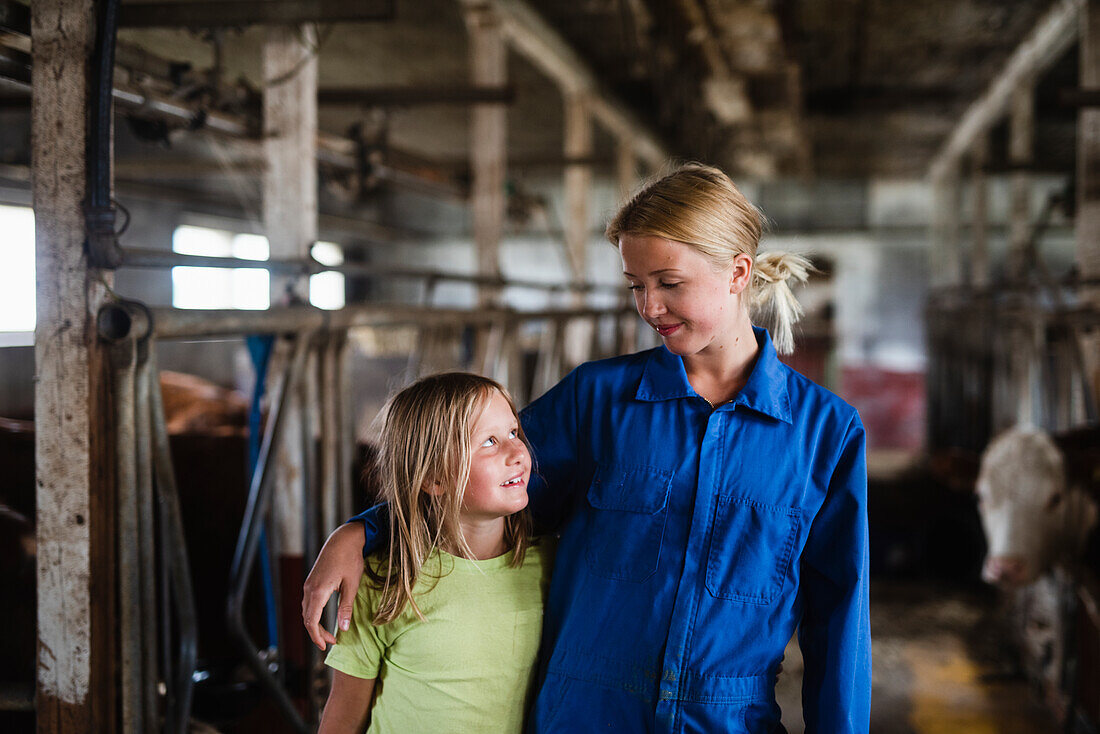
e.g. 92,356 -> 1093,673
460,391 -> 531,524
619,234 -> 749,359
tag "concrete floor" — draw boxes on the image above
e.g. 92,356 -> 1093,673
776,581 -> 1056,733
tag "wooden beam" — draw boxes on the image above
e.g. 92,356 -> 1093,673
464,3 -> 507,306
118,0 -> 395,28
930,164 -> 962,288
929,0 -> 1083,181
564,92 -> 592,286
318,84 -> 515,107
0,0 -> 29,35
1078,0 -> 1100,403
263,25 -> 317,304
32,1 -> 116,732
616,136 -> 636,197
483,0 -> 668,168
970,134 -> 990,288
1008,81 -> 1035,280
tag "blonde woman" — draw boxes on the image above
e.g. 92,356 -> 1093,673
306,163 -> 870,733
318,373 -> 552,734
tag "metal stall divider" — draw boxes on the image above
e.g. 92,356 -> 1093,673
226,332 -> 313,733
86,298 -> 634,732
146,343 -> 199,734
99,298 -> 201,734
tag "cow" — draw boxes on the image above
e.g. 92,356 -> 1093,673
974,423 -> 1100,727
976,424 -> 1099,587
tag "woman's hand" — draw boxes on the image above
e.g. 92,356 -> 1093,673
302,523 -> 367,651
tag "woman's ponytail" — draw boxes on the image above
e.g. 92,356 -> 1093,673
750,252 -> 814,356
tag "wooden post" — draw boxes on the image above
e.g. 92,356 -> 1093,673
564,92 -> 592,287
616,136 -> 636,198
1079,0 -> 1100,406
563,92 -> 594,364
971,134 -> 990,289
262,24 -> 317,698
263,25 -> 317,305
32,1 -> 117,731
1008,80 -> 1035,281
464,4 -> 507,308
930,166 -> 962,288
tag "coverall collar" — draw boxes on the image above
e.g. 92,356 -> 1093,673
635,326 -> 793,424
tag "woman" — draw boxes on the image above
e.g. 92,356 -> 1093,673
303,163 -> 870,733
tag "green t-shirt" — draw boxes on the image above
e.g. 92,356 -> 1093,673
325,541 -> 553,734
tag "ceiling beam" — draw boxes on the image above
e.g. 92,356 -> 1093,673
0,0 -> 29,36
929,0 -> 1083,181
117,0 -> 395,28
318,84 -> 515,107
481,0 -> 667,167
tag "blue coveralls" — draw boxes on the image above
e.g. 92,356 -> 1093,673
357,327 -> 871,733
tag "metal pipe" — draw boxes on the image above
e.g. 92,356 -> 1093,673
134,335 -> 159,731
588,313 -> 604,362
147,344 -> 199,734
226,333 -> 311,733
120,247 -> 620,294
533,317 -> 559,398
503,321 -> 525,405
150,302 -> 633,340
319,334 -> 340,553
99,300 -> 154,732
335,333 -> 354,523
85,0 -> 122,268
300,342 -> 322,723
111,83 -> 253,137
479,319 -> 506,378
108,333 -> 144,734
318,333 -> 343,676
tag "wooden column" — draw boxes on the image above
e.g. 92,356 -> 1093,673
564,91 -> 593,289
32,1 -> 117,731
263,25 -> 317,304
971,134 -> 991,289
1008,80 -> 1035,281
262,24 -> 317,690
465,4 -> 507,307
563,93 -> 594,366
1079,0 -> 1100,404
930,165 -> 962,288
616,136 -> 636,198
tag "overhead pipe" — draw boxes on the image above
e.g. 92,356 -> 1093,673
149,302 -> 635,340
119,247 -> 621,294
86,0 -> 122,268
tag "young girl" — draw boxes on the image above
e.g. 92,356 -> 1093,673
317,372 -> 551,734
306,163 -> 870,733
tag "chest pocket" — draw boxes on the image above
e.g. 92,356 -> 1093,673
705,495 -> 799,604
584,463 -> 673,582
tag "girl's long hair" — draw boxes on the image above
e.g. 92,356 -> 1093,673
365,372 -> 531,624
605,162 -> 814,354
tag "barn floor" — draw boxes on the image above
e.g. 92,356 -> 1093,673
776,581 -> 1056,733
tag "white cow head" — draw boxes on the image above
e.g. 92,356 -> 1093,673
975,426 -> 1098,587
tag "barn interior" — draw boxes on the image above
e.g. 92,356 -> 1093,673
2,0 -> 1100,732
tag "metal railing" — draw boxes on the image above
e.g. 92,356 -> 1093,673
97,295 -> 640,731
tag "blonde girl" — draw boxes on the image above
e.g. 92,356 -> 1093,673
317,372 -> 551,734
307,163 -> 870,734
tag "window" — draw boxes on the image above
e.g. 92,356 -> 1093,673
0,204 -> 35,343
172,225 -> 270,310
310,241 -> 345,310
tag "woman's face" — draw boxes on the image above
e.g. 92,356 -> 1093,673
619,233 -> 748,359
